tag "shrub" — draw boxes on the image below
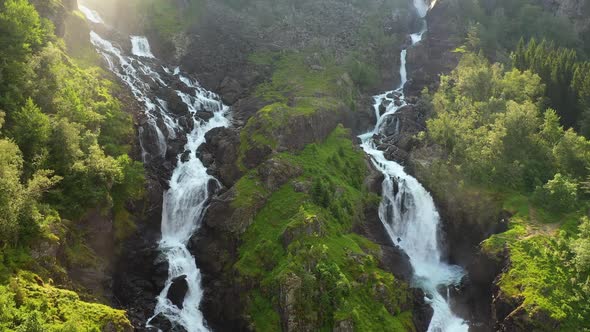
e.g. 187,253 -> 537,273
533,173 -> 579,213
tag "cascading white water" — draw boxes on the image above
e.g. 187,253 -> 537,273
83,8 -> 230,332
360,1 -> 470,331
79,5 -> 104,24
131,36 -> 156,58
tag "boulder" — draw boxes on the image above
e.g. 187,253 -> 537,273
195,111 -> 214,121
281,215 -> 325,248
156,88 -> 190,116
257,158 -> 303,192
167,275 -> 189,309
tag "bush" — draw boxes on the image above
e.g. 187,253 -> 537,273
571,217 -> 590,273
533,173 -> 579,213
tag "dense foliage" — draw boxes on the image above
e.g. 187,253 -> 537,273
513,39 -> 590,136
427,53 -> 589,194
0,0 -> 141,329
422,52 -> 590,329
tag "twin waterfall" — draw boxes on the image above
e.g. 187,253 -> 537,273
83,5 -> 228,331
83,1 -> 468,331
360,1 -> 469,331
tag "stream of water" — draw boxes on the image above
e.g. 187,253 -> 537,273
360,1 -> 470,331
82,6 -> 229,331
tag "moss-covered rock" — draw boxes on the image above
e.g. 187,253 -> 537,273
0,272 -> 132,331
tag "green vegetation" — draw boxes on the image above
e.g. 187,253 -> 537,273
512,39 -> 590,136
421,52 -> 590,329
239,50 -> 378,169
238,52 -> 355,169
426,53 -> 589,193
0,0 -> 142,328
0,272 -> 131,331
481,194 -> 589,330
234,127 -> 414,330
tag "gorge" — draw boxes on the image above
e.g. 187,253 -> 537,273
1,0 -> 589,331
361,1 -> 469,331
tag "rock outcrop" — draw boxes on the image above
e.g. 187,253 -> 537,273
167,275 -> 189,309
405,0 -> 463,99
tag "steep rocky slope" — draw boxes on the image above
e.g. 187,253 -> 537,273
79,0 -> 439,330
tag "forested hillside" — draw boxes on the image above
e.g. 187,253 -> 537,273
0,0 -> 142,330
408,0 -> 590,330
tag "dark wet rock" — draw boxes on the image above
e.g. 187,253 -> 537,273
379,99 -> 392,115
171,80 -> 194,95
231,97 -> 270,126
242,144 -> 273,170
180,150 -> 191,163
375,104 -> 429,165
157,88 -> 190,116
381,115 -> 400,136
363,159 -> 385,195
176,115 -> 195,133
189,213 -> 246,332
412,288 -> 434,332
148,313 -> 188,332
113,240 -> 166,328
166,138 -> 188,162
198,127 -> 242,187
451,252 -> 503,331
207,179 -> 221,196
139,124 -> 165,158
195,111 -> 214,121
167,275 -> 189,309
383,145 -> 410,164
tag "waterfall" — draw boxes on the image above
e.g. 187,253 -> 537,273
360,1 -> 469,331
131,36 -> 156,58
79,5 -> 104,24
83,8 -> 230,332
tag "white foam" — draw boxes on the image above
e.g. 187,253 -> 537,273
79,5 -> 104,24
360,1 -> 469,331
131,36 -> 155,58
